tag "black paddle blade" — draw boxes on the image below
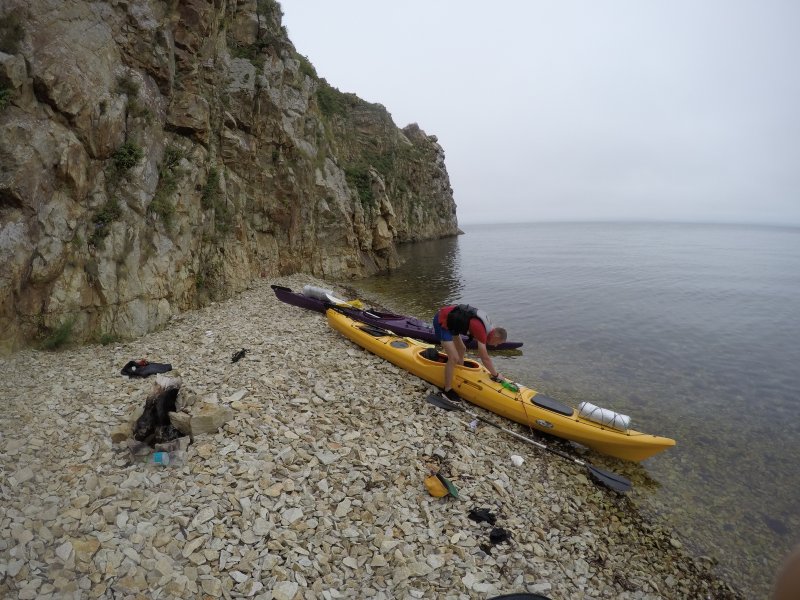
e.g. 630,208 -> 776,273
426,393 -> 464,412
588,464 -> 632,493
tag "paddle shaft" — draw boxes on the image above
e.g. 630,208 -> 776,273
459,403 -> 589,467
425,393 -> 632,493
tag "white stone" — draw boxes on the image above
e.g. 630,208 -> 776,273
253,517 -> 270,536
242,580 -> 263,596
229,570 -> 248,583
14,467 -> 35,484
192,508 -> 215,526
317,451 -> 339,465
182,536 -> 207,558
334,499 -> 351,517
281,508 -> 303,524
227,389 -> 248,403
273,581 -> 299,600
55,541 -> 73,562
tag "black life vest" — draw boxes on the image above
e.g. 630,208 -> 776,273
445,305 -> 493,338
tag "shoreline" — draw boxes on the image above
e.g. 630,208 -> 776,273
0,275 -> 743,599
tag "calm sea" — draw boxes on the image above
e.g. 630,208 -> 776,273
345,222 -> 800,598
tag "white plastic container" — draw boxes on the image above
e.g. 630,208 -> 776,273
301,285 -> 332,300
302,285 -> 346,304
577,401 -> 631,431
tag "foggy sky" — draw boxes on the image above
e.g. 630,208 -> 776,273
279,1 -> 800,226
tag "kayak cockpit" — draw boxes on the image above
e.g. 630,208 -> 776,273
417,348 -> 481,369
358,324 -> 389,337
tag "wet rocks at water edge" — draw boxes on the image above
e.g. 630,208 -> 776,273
0,275 -> 743,599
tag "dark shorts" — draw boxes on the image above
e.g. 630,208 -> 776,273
432,314 -> 454,342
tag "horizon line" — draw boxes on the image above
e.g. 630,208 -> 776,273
456,218 -> 800,229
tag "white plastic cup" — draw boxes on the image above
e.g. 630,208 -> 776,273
510,455 -> 524,467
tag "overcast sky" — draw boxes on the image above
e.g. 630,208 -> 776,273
279,1 -> 800,226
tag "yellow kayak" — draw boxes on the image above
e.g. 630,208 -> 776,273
327,308 -> 675,462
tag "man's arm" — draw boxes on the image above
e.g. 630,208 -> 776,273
477,342 -> 500,378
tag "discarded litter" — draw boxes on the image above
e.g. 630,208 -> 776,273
152,450 -> 185,466
424,471 -> 459,499
468,508 -> 497,525
489,527 -> 513,544
120,359 -> 173,378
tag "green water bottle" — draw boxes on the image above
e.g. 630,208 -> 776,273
492,375 -> 519,392
502,380 -> 520,392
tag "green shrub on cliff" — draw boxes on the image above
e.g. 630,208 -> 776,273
201,167 -> 233,235
115,74 -> 151,120
89,198 -> 122,248
316,82 -> 349,117
297,54 -> 317,79
257,0 -> 281,16
214,198 -> 233,235
342,151 -> 397,206
201,168 -> 220,210
365,151 -> 395,178
148,145 -> 184,230
113,142 -> 143,171
97,332 -> 121,346
344,165 -> 374,206
149,195 -> 174,230
115,74 -> 139,98
0,12 -> 24,54
40,319 -> 75,350
0,87 -> 10,111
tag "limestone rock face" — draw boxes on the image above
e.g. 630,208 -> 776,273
0,0 -> 459,352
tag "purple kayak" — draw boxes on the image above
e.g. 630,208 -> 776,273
271,284 -> 523,350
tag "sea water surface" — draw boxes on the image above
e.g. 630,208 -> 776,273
345,222 -> 800,598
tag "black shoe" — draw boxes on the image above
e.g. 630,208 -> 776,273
442,388 -> 462,402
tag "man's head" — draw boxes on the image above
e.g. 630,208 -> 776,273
487,327 -> 507,346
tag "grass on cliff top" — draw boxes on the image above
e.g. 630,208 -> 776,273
297,53 -> 316,79
316,81 -> 361,118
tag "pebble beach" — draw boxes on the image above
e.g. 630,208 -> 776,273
0,275 -> 744,599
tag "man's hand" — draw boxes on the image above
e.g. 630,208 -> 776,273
491,374 -> 519,392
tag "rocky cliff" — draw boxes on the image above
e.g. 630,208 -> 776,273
0,0 -> 459,352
